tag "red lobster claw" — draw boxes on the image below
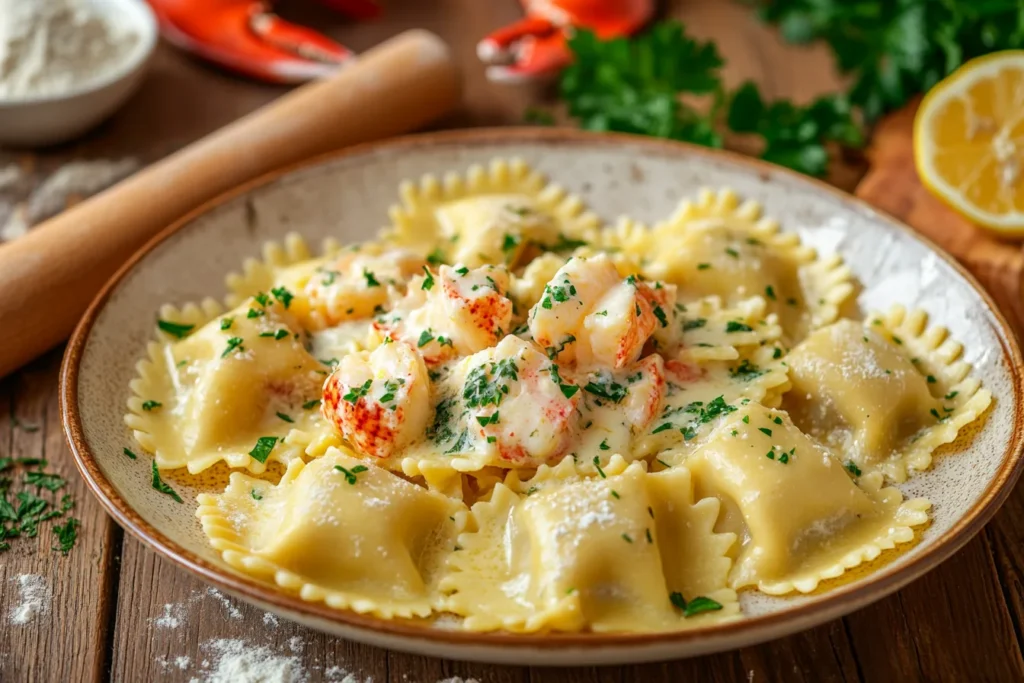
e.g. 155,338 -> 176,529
478,0 -> 655,83
148,0 -> 355,83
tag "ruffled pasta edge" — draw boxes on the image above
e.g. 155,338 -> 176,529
751,472 -> 932,595
197,451 -> 468,620
382,157 -> 602,248
124,298 -> 314,475
866,305 -> 994,482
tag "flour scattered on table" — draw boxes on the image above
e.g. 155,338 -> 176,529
193,638 -> 307,683
437,678 -> 480,683
0,157 -> 138,243
9,574 -> 51,625
287,636 -> 304,653
152,602 -> 186,629
262,612 -> 280,627
25,157 -> 138,222
324,665 -> 362,683
206,587 -> 244,620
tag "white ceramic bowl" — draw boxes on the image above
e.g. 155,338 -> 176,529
0,0 -> 158,147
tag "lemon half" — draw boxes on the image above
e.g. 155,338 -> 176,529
914,50 -> 1024,237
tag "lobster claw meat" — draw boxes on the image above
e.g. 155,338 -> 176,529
478,0 -> 654,83
148,0 -> 360,84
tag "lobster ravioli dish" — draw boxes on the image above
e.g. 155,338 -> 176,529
126,160 -> 992,633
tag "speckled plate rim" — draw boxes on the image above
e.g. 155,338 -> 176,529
60,127 -> 1024,661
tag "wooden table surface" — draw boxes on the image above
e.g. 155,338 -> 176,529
3,2 -> 1023,681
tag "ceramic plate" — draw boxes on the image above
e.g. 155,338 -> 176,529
62,129 -> 1024,665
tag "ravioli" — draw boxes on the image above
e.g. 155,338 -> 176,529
124,164 -> 992,632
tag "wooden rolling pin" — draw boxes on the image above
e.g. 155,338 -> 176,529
0,29 -> 461,379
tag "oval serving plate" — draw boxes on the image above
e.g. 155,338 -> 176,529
62,129 -> 1024,666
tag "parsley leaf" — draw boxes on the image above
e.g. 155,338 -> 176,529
157,320 -> 194,339
151,461 -> 183,503
248,436 -> 278,464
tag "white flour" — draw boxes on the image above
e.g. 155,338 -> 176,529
152,602 -> 186,629
0,156 -> 138,241
193,639 -> 308,683
0,0 -> 140,99
9,574 -> 51,625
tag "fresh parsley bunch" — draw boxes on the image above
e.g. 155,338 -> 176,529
557,21 -> 861,176
560,22 -> 726,148
753,0 -> 1024,121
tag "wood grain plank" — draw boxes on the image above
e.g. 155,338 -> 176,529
0,350 -> 118,683
110,536 -> 391,683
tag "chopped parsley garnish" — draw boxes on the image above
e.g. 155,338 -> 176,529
247,307 -> 264,319
540,278 -> 577,310
437,336 -> 454,348
593,456 -> 607,478
550,233 -> 589,251
157,320 -> 194,339
51,518 -> 80,555
426,248 -> 446,265
653,305 -> 669,328
725,247 -> 739,258
421,267 -> 435,290
254,292 -> 270,307
845,461 -> 862,477
610,490 -> 621,499
945,391 -> 959,400
417,330 -> 435,347
251,489 -> 263,501
787,297 -> 798,306
463,358 -> 519,408
646,528 -> 654,544
559,384 -> 580,399
502,233 -> 521,253
669,593 -> 724,618
652,423 -> 673,434
248,436 -> 279,464
697,263 -> 711,270
25,471 -> 65,492
584,374 -> 628,403
123,448 -> 138,460
545,335 -> 577,360
271,286 -> 293,308
334,464 -> 369,485
742,415 -> 750,424
599,439 -> 610,450
926,375 -> 937,384
773,416 -> 783,425
682,318 -> 707,332
621,533 -> 633,544
455,266 -> 470,276
221,337 -> 245,358
259,329 -> 290,340
343,379 -> 373,404
476,412 -> 500,427
320,270 -> 338,286
930,408 -> 947,421
765,285 -> 776,300
151,461 -> 183,503
758,427 -> 773,436
730,359 -> 764,380
220,317 -> 234,330
892,336 -> 903,345
725,320 -> 753,333
276,412 -> 294,423
141,400 -> 162,411
772,347 -> 783,359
